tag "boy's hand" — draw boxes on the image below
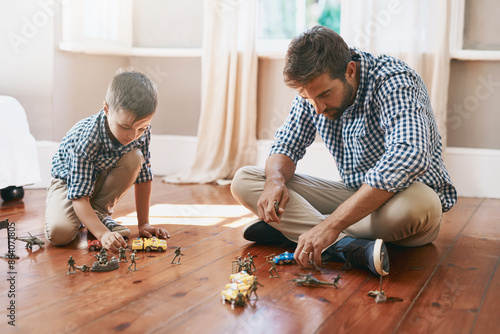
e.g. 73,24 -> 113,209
100,231 -> 128,253
139,224 -> 170,239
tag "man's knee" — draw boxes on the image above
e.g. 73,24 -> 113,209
231,166 -> 262,201
372,182 -> 442,245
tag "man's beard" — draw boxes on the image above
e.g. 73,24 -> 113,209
322,80 -> 354,120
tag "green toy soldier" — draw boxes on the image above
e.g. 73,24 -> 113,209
118,247 -> 127,262
248,276 -> 264,300
128,250 -> 138,271
233,290 -> 245,308
67,256 -> 76,274
237,256 -> 244,272
171,246 -> 184,264
247,253 -> 257,271
266,254 -> 279,278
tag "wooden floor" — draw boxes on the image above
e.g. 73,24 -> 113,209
1,181 -> 499,334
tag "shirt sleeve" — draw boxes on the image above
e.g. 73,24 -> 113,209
364,73 -> 432,192
135,125 -> 154,184
269,94 -> 318,164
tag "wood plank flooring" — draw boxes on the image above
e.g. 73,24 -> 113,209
0,181 -> 499,334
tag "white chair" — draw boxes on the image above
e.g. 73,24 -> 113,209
0,96 -> 40,201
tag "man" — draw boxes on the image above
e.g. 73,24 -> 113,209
231,26 -> 457,276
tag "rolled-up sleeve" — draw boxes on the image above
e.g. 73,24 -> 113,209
364,75 -> 431,192
269,95 -> 317,164
135,126 -> 154,183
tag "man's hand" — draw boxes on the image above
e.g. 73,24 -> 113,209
139,224 -> 170,239
257,182 -> 289,224
294,220 -> 341,268
100,231 -> 127,253
258,154 -> 296,224
294,184 -> 395,268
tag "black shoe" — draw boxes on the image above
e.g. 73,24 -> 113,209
243,220 -> 297,248
321,237 -> 389,276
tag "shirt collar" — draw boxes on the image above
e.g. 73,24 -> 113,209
343,47 -> 369,116
98,110 -> 116,151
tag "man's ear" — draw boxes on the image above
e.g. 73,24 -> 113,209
345,61 -> 356,80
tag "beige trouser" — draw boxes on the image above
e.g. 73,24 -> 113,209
44,148 -> 144,245
231,166 -> 443,247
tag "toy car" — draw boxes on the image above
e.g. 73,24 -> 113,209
87,239 -> 103,251
131,237 -> 167,252
230,271 -> 255,285
274,251 -> 296,265
221,282 -> 250,308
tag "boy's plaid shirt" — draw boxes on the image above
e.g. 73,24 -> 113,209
51,110 -> 153,200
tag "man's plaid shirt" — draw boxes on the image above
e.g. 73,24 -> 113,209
270,49 -> 457,212
51,110 -> 153,200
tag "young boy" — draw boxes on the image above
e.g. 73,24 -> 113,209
45,69 -> 169,252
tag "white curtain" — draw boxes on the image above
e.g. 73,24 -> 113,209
340,0 -> 451,146
163,0 -> 258,184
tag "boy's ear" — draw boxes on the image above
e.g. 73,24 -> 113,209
103,101 -> 109,115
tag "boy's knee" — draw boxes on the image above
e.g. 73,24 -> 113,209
45,222 -> 79,246
118,148 -> 144,170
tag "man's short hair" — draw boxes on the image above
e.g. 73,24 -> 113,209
283,26 -> 352,88
105,68 -> 158,119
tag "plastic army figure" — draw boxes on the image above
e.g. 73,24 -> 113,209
233,291 -> 245,307
266,254 -> 279,278
171,246 -> 184,264
248,276 -> 264,300
128,250 -> 138,271
99,248 -> 108,264
67,256 -> 76,274
368,252 -> 388,303
237,256 -> 244,272
118,247 -> 127,262
247,253 -> 257,271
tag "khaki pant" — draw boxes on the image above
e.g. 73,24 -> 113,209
231,166 -> 443,247
44,148 -> 144,245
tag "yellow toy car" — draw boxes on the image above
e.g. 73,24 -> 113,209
131,237 -> 167,252
221,282 -> 250,308
229,271 -> 255,285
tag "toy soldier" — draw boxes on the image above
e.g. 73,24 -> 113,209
248,276 -> 264,300
237,256 -> 244,272
67,256 -> 76,274
266,254 -> 279,278
99,248 -> 108,264
233,291 -> 245,307
247,253 -> 257,271
79,264 -> 90,272
242,259 -> 253,273
128,250 -> 138,271
171,246 -> 184,264
118,247 -> 127,262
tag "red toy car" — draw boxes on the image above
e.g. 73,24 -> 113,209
87,239 -> 103,251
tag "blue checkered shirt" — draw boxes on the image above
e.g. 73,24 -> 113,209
270,49 -> 457,212
51,110 -> 153,200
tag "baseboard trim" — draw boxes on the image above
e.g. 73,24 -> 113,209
32,136 -> 500,199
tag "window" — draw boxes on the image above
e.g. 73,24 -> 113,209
257,0 -> 341,54
60,0 -> 132,52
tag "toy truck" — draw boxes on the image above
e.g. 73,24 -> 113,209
131,237 -> 167,252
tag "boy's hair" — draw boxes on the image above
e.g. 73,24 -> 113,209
105,68 -> 158,119
283,26 -> 352,89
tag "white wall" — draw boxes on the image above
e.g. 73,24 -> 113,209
0,0 -> 55,140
